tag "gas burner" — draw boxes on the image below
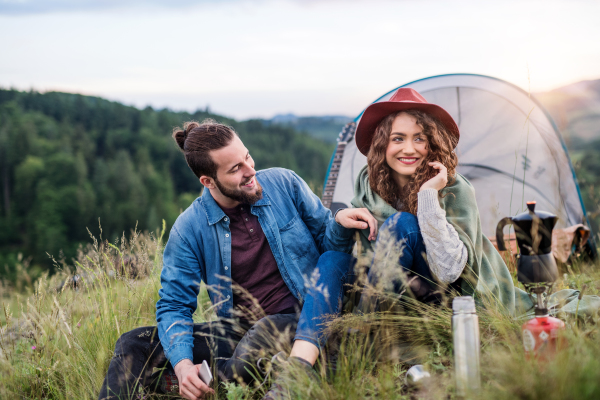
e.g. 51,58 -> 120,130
523,282 -> 554,316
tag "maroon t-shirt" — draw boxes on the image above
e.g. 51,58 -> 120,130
221,204 -> 299,321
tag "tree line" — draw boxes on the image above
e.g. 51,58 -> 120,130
0,89 -> 334,283
570,139 -> 600,238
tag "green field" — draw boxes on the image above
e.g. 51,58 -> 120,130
1,222 -> 599,400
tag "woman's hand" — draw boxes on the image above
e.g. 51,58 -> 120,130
419,161 -> 448,192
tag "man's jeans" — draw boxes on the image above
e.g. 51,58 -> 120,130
99,314 -> 299,399
99,251 -> 357,399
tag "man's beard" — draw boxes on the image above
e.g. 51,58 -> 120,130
214,176 -> 264,205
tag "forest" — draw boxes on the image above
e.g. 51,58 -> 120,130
0,89 -> 334,283
570,139 -> 600,235
1,87 -> 600,286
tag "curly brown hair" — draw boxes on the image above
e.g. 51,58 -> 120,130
367,109 -> 458,214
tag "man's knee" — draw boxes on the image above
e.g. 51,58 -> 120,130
251,314 -> 297,340
230,314 -> 297,366
113,326 -> 158,357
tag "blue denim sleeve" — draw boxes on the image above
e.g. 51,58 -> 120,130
156,225 -> 202,367
290,171 -> 354,253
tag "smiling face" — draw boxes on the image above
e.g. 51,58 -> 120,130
203,135 -> 263,208
385,112 -> 429,188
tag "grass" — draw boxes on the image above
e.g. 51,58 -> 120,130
1,223 -> 599,399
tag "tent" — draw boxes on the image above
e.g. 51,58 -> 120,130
323,74 -> 596,259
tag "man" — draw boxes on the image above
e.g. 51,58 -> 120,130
99,120 -> 376,400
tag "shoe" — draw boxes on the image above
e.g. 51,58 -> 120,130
257,351 -> 288,377
261,353 -> 316,400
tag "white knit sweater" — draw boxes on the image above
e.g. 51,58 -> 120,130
417,189 -> 468,284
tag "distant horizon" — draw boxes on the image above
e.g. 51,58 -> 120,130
2,0 -> 599,119
2,74 -> 597,121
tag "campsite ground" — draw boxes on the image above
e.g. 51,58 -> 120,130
1,225 -> 599,399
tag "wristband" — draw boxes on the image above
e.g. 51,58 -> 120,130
333,207 -> 347,225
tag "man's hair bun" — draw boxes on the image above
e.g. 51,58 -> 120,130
171,119 -> 237,179
172,121 -> 200,151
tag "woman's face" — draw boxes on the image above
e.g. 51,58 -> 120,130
385,112 -> 429,188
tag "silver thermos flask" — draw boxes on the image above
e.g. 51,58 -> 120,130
452,296 -> 481,397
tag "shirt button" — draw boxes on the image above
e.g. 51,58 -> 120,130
224,217 -> 228,221
250,229 -> 254,232
224,266 -> 229,270
225,234 -> 229,238
245,218 -> 248,221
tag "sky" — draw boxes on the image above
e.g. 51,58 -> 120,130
1,0 -> 599,119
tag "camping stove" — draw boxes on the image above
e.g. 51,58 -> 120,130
521,283 -> 565,359
496,201 -> 566,359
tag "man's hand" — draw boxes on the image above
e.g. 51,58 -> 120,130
419,161 -> 448,192
174,359 -> 214,400
335,208 -> 378,241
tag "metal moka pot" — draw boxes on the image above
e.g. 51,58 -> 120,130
497,202 -> 566,358
496,201 -> 559,285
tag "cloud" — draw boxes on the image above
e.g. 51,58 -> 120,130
1,0 -> 372,15
0,0 -> 220,15
1,0 -> 591,15
2,0 -> 599,118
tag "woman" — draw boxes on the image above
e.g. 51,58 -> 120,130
264,88 -> 599,399
352,87 -> 517,312
262,88 -> 522,399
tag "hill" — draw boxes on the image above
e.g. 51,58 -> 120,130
536,79 -> 600,145
0,89 -> 334,280
533,79 -> 600,234
264,114 -> 353,143
261,79 -> 600,146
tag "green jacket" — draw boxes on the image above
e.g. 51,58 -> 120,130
351,165 -> 517,315
351,166 -> 600,317
351,165 -> 600,318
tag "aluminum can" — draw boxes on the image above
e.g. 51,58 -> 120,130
405,364 -> 431,386
452,296 -> 481,396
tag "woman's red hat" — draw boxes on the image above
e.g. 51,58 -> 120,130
355,88 -> 460,155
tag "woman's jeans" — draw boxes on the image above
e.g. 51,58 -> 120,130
294,250 -> 357,348
359,211 -> 440,311
294,212 -> 439,351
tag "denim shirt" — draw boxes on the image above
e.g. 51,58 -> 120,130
156,168 -> 354,367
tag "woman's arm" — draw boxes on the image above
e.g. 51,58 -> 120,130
417,188 -> 468,284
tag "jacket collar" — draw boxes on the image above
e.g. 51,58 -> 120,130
351,165 -> 397,225
201,184 -> 271,226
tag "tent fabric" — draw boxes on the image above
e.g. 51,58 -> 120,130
326,74 -> 592,246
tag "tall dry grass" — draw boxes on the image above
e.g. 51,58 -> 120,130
1,220 -> 599,399
0,222 -> 202,399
